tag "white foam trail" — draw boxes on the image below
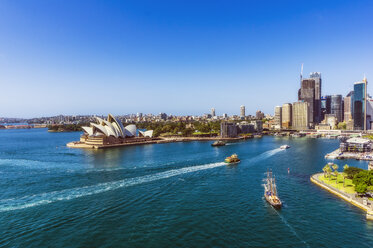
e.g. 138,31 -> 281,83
274,210 -> 310,248
0,158 -> 80,169
247,148 -> 282,165
0,162 -> 225,212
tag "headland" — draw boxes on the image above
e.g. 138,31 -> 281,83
311,173 -> 373,220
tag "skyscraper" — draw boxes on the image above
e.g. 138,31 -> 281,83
310,72 -> 322,123
211,108 -> 216,117
281,103 -> 292,129
292,101 -> 309,130
240,105 -> 245,118
256,110 -> 265,119
321,95 -> 331,121
298,79 -> 315,125
331,95 -> 343,123
274,106 -> 282,128
344,95 -> 352,122
347,91 -> 354,117
353,77 -> 368,130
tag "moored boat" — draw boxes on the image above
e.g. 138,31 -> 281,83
264,170 -> 282,209
224,154 -> 240,164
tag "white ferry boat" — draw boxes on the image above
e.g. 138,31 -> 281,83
280,145 -> 290,150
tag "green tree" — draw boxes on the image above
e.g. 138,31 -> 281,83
367,185 -> 373,192
343,164 -> 349,187
332,164 -> 339,180
325,164 -> 333,181
344,166 -> 364,179
355,183 -> 368,194
337,121 -> 346,130
182,128 -> 194,136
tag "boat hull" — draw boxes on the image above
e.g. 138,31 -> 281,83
211,144 -> 225,147
224,160 -> 240,165
265,195 -> 282,209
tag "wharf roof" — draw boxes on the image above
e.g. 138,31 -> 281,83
346,137 -> 370,144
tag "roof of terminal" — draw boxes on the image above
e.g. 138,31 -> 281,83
346,138 -> 370,144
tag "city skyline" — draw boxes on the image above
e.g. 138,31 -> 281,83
1,0 -> 373,118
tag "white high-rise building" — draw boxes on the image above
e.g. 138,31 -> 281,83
240,105 -> 245,118
274,106 -> 282,129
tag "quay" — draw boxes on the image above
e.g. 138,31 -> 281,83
310,173 -> 373,220
67,136 -> 245,149
325,148 -> 373,161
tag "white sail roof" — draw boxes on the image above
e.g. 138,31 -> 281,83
82,126 -> 94,136
124,124 -> 137,137
139,130 -> 153,138
81,114 -> 152,139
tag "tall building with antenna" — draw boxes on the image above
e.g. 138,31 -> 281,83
297,64 -> 322,126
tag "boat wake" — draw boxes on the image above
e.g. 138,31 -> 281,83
272,206 -> 310,247
225,143 -> 241,146
247,148 -> 282,165
0,162 -> 226,212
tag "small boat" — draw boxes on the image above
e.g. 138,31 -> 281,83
280,145 -> 290,149
264,170 -> 282,209
224,154 -> 240,164
211,140 -> 226,147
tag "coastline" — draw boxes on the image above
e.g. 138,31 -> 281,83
67,136 -> 247,149
310,173 -> 373,220
325,148 -> 373,161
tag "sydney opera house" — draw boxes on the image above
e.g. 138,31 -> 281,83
78,114 -> 154,146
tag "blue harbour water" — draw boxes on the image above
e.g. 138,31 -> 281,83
0,128 -> 372,247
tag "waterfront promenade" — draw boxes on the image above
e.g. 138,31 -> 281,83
325,148 -> 373,161
67,136 -> 246,149
311,173 -> 373,220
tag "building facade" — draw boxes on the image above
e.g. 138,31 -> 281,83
321,95 -> 331,121
292,101 -> 309,130
324,114 -> 337,129
251,120 -> 263,132
299,79 -> 316,125
237,122 -> 255,134
331,95 -> 343,123
353,80 -> 367,130
274,106 -> 282,129
240,105 -> 245,118
340,138 -> 372,152
256,110 -> 265,119
344,95 -> 352,122
281,103 -> 292,129
220,122 -> 238,138
310,72 -> 322,123
211,108 -> 216,117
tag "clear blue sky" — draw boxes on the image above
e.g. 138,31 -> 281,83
1,0 -> 372,118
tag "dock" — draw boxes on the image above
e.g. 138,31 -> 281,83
325,149 -> 373,161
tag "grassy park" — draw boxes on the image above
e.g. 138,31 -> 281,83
318,174 -> 355,194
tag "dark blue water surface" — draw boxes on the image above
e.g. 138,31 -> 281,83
0,128 -> 372,247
